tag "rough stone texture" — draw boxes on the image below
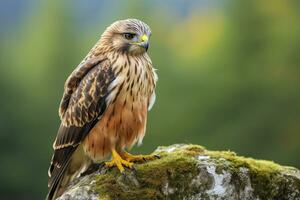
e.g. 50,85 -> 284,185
58,144 -> 300,200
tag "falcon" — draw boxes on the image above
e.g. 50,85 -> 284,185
46,19 -> 158,200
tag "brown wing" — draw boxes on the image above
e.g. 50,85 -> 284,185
46,56 -> 115,200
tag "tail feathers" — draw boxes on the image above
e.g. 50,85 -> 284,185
46,147 -> 76,200
46,121 -> 97,200
45,174 -> 63,200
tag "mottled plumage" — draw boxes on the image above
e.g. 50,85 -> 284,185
46,19 -> 157,200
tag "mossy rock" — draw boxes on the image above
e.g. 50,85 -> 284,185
57,144 -> 300,200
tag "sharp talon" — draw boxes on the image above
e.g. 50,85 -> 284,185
105,150 -> 133,173
119,167 -> 125,173
125,162 -> 133,169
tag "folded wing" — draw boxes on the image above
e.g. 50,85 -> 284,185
46,56 -> 115,200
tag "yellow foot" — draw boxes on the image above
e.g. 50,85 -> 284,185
121,151 -> 160,163
105,150 -> 133,173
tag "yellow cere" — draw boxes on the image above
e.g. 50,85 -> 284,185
141,35 -> 148,42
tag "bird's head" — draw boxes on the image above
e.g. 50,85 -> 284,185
100,19 -> 151,55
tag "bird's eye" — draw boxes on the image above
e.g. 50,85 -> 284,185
123,33 -> 135,40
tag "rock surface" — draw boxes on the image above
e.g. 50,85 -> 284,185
57,144 -> 300,200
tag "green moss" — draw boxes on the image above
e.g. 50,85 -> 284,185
93,145 -> 204,200
90,144 -> 299,200
205,148 -> 298,199
205,150 -> 284,173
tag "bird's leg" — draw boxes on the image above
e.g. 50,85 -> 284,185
120,151 -> 160,163
105,149 -> 133,173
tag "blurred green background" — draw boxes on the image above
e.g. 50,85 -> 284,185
0,0 -> 300,199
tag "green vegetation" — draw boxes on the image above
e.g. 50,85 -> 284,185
75,144 -> 300,199
94,147 -> 199,199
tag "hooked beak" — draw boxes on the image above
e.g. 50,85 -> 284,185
139,34 -> 149,51
140,42 -> 149,51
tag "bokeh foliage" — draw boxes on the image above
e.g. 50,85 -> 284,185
0,0 -> 299,199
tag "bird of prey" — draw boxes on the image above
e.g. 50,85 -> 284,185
46,19 -> 158,200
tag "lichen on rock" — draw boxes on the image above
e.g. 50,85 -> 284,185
58,144 -> 300,200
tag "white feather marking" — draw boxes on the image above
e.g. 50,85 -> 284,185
153,68 -> 158,83
148,92 -> 156,111
106,76 -> 124,105
137,130 -> 145,146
